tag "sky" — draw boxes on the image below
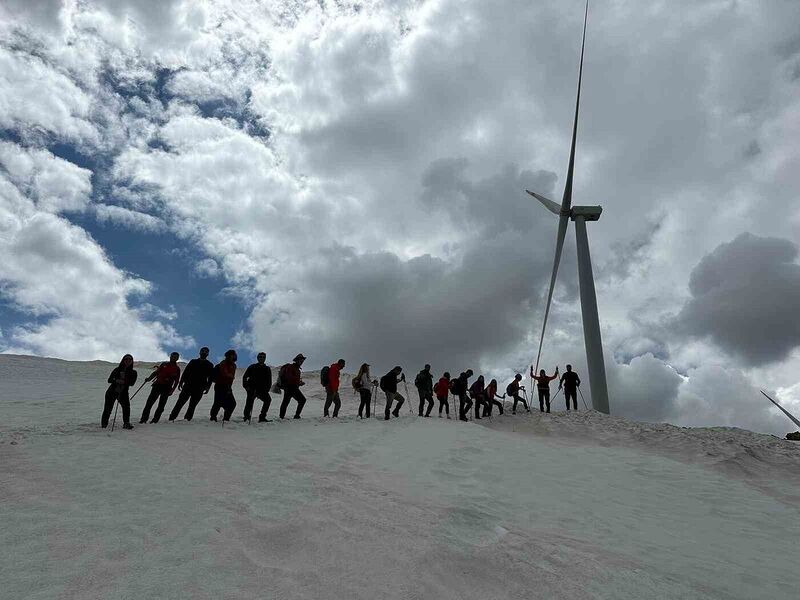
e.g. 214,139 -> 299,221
1,0 -> 799,436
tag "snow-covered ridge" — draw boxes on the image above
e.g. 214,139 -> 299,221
1,354 -> 799,599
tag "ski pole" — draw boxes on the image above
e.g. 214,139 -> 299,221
578,387 -> 589,410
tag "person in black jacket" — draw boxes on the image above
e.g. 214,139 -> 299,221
242,352 -> 273,422
169,347 -> 213,421
469,375 -> 485,420
101,354 -> 137,429
380,366 -> 405,420
453,369 -> 473,422
559,364 -> 581,411
414,364 -> 434,417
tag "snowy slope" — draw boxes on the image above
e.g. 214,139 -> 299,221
1,355 -> 798,600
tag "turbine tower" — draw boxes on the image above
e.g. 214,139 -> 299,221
526,0 -> 610,414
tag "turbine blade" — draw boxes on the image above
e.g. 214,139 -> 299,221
560,0 -> 589,214
760,390 -> 800,429
526,190 -> 560,215
534,213 -> 570,373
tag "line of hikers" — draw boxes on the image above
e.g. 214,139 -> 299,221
101,348 -> 582,430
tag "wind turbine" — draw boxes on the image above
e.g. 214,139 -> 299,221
526,0 -> 610,414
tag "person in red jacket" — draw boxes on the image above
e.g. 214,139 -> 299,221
139,352 -> 181,424
433,372 -> 451,419
530,365 -> 559,413
210,349 -> 238,421
483,378 -> 505,416
279,354 -> 307,419
323,358 -> 346,418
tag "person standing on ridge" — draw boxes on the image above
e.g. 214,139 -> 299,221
451,369 -> 473,421
483,378 -> 505,416
380,366 -> 406,420
354,363 -> 375,419
101,354 -> 138,429
505,374 -> 529,414
323,358 -> 346,418
469,375 -> 486,420
415,364 -> 434,417
278,354 -> 307,419
140,352 -> 181,424
169,347 -> 213,421
242,352 -> 273,422
434,372 -> 451,418
210,349 -> 238,421
531,366 -> 559,413
559,364 -> 581,411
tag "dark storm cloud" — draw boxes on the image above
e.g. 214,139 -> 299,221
675,233 -> 800,366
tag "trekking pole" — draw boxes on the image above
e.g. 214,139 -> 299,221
110,399 -> 120,432
403,379 -> 410,414
578,387 -> 589,411
372,382 -> 377,417
111,379 -> 147,432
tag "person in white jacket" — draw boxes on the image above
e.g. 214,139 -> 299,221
355,363 -> 376,418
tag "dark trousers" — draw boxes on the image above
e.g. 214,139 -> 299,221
244,388 -> 271,420
279,386 -> 306,418
538,388 -> 550,413
384,391 -> 405,419
141,384 -> 171,423
324,389 -> 341,417
512,393 -> 528,413
437,395 -> 449,416
459,393 -> 471,421
169,386 -> 205,421
358,388 -> 371,418
565,388 -> 577,410
484,397 -> 504,416
417,389 -> 433,416
210,387 -> 236,421
472,393 -> 484,419
102,386 -> 130,427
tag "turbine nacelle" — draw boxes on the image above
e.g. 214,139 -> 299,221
526,190 -> 602,221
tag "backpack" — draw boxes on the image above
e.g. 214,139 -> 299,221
379,373 -> 391,392
352,375 -> 362,390
506,382 -> 515,396
274,364 -> 289,392
449,378 -> 460,395
320,365 -> 330,387
414,372 -> 425,388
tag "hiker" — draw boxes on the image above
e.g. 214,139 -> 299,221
531,366 -> 559,413
415,364 -> 434,417
434,372 -> 451,418
101,354 -> 138,429
278,354 -> 307,419
242,352 -> 273,422
380,366 -> 406,420
140,352 -> 181,424
210,349 -> 238,421
505,374 -> 529,414
483,378 -> 505,416
169,347 -> 213,421
559,364 -> 581,411
451,369 -> 473,421
323,359 -> 346,418
469,375 -> 486,420
354,363 -> 375,418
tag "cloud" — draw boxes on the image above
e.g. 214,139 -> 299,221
0,143 -> 191,361
675,233 -> 800,366
94,203 -> 166,232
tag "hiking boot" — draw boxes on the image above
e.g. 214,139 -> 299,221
293,415 -> 301,419
258,417 -> 271,423
385,415 -> 390,421
210,416 -> 217,422
446,415 -> 451,419
122,423 -> 134,430
392,411 -> 400,418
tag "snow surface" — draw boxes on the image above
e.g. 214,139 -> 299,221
1,354 -> 799,599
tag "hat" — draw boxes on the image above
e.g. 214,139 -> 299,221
294,353 -> 306,361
